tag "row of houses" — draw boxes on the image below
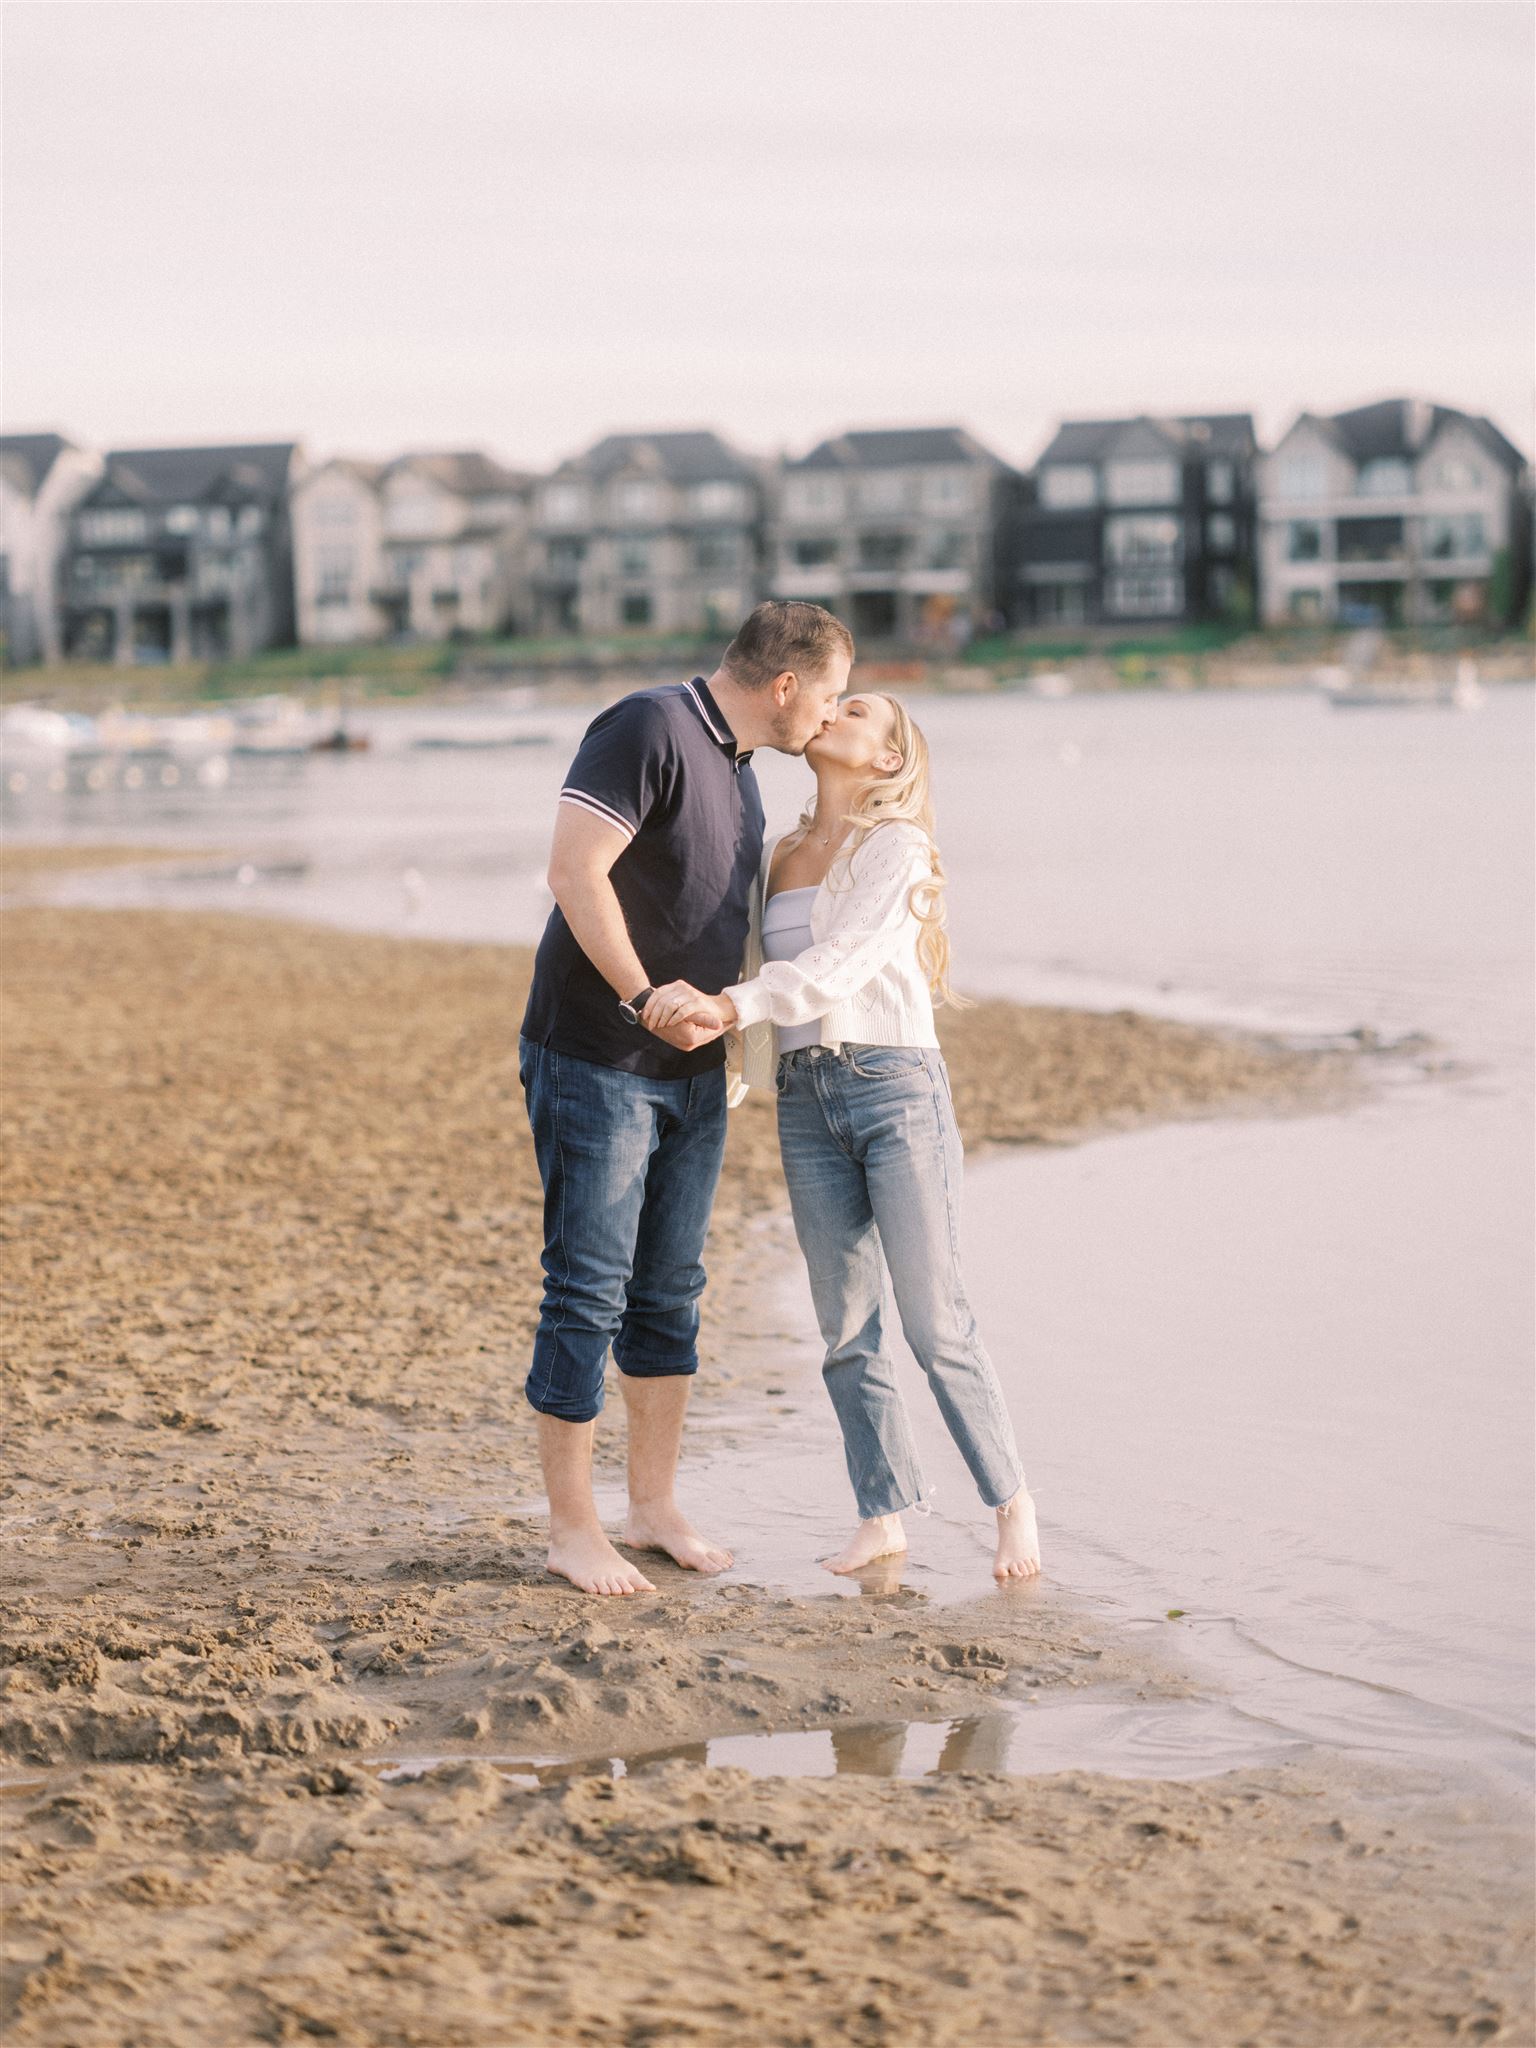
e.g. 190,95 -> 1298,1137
2,397 -> 1529,667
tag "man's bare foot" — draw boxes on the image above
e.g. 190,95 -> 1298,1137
623,1503 -> 733,1575
820,1513 -> 907,1576
994,1489 -> 1041,1581
547,1526 -> 657,1597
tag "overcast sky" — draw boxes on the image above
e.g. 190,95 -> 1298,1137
3,1 -> 1531,470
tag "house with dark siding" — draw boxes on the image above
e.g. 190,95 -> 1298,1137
1017,415 -> 1257,629
62,442 -> 301,664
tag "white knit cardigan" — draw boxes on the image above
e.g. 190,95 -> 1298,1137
723,819 -> 939,1103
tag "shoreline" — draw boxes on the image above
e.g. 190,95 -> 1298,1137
2,886 -> 1528,2044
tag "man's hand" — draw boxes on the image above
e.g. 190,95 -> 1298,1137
648,1013 -> 725,1052
642,981 -> 734,1044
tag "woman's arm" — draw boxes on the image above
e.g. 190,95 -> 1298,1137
714,824 -> 932,1032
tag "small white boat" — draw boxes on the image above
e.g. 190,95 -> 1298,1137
0,706 -> 100,795
230,694 -> 314,756
1320,657 -> 1486,713
411,727 -> 552,751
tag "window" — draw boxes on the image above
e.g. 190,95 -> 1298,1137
621,592 -> 652,626
1105,514 -> 1181,567
858,472 -> 906,515
926,531 -> 967,570
164,506 -> 198,535
695,534 -> 737,572
1105,459 -> 1179,506
1423,513 -> 1487,560
1209,566 -> 1236,610
316,547 -> 353,603
1034,582 -> 1089,625
617,536 -> 650,577
79,508 -> 147,545
1206,461 -> 1235,504
783,475 -> 843,519
206,507 -> 232,541
1336,516 -> 1405,563
1429,456 -> 1485,491
613,480 -> 661,520
858,532 -> 907,570
791,537 -> 838,567
921,469 -> 967,512
1357,459 -> 1412,498
1106,573 -> 1182,616
391,549 -> 423,584
1287,521 -> 1323,562
546,537 -> 585,573
452,546 -> 481,581
1039,465 -> 1096,510
690,481 -> 745,519
1206,513 -> 1236,551
237,506 -> 263,537
1277,454 -> 1326,501
541,483 -> 586,524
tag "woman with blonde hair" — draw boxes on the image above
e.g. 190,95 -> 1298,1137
652,692 -> 1040,1581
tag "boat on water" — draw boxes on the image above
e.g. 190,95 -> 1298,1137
410,729 -> 552,751
1318,657 -> 1487,713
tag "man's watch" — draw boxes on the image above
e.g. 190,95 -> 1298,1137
618,986 -> 656,1027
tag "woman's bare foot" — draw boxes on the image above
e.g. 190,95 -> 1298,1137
994,1489 -> 1041,1581
622,1503 -> 734,1574
547,1526 -> 657,1596
820,1513 -> 907,1576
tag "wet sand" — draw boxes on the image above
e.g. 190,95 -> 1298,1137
2,885 -> 1528,2045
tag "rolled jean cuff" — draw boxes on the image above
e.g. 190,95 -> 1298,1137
613,1348 -> 699,1380
523,1375 -> 604,1424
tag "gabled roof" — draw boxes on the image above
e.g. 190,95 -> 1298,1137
90,442 -> 297,507
298,455 -> 389,490
1035,414 -> 1256,466
1282,399 -> 1527,474
557,430 -> 757,485
789,426 -> 1006,472
0,431 -> 75,496
386,450 -> 533,497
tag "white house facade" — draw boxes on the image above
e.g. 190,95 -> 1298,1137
291,459 -> 388,646
1257,399 -> 1530,628
0,433 -> 103,665
293,451 -> 532,645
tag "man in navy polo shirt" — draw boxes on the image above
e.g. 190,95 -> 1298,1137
520,601 -> 854,1596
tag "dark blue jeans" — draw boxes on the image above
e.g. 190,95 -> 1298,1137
519,1036 -> 728,1423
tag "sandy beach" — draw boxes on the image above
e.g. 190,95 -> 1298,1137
2,873 -> 1528,2046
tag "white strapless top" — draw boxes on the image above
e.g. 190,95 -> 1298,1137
760,887 -> 822,1053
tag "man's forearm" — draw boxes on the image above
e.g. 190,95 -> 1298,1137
551,867 -> 650,998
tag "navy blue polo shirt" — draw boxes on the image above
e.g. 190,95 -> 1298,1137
521,676 -> 765,1078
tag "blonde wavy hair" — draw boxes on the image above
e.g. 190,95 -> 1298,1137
786,693 -> 971,1010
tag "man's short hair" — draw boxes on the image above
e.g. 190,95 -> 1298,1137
721,601 -> 855,690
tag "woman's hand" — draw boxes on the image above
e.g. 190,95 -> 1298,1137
642,983 -> 738,1035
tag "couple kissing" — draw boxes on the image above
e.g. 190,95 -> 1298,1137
518,600 -> 1040,1596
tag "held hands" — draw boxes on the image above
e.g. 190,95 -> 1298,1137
641,981 -> 738,1048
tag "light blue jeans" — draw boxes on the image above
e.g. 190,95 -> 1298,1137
774,1042 -> 1024,1520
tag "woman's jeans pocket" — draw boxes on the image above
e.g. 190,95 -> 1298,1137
846,1043 -> 928,1081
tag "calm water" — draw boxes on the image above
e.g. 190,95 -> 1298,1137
10,684 -> 1533,1790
